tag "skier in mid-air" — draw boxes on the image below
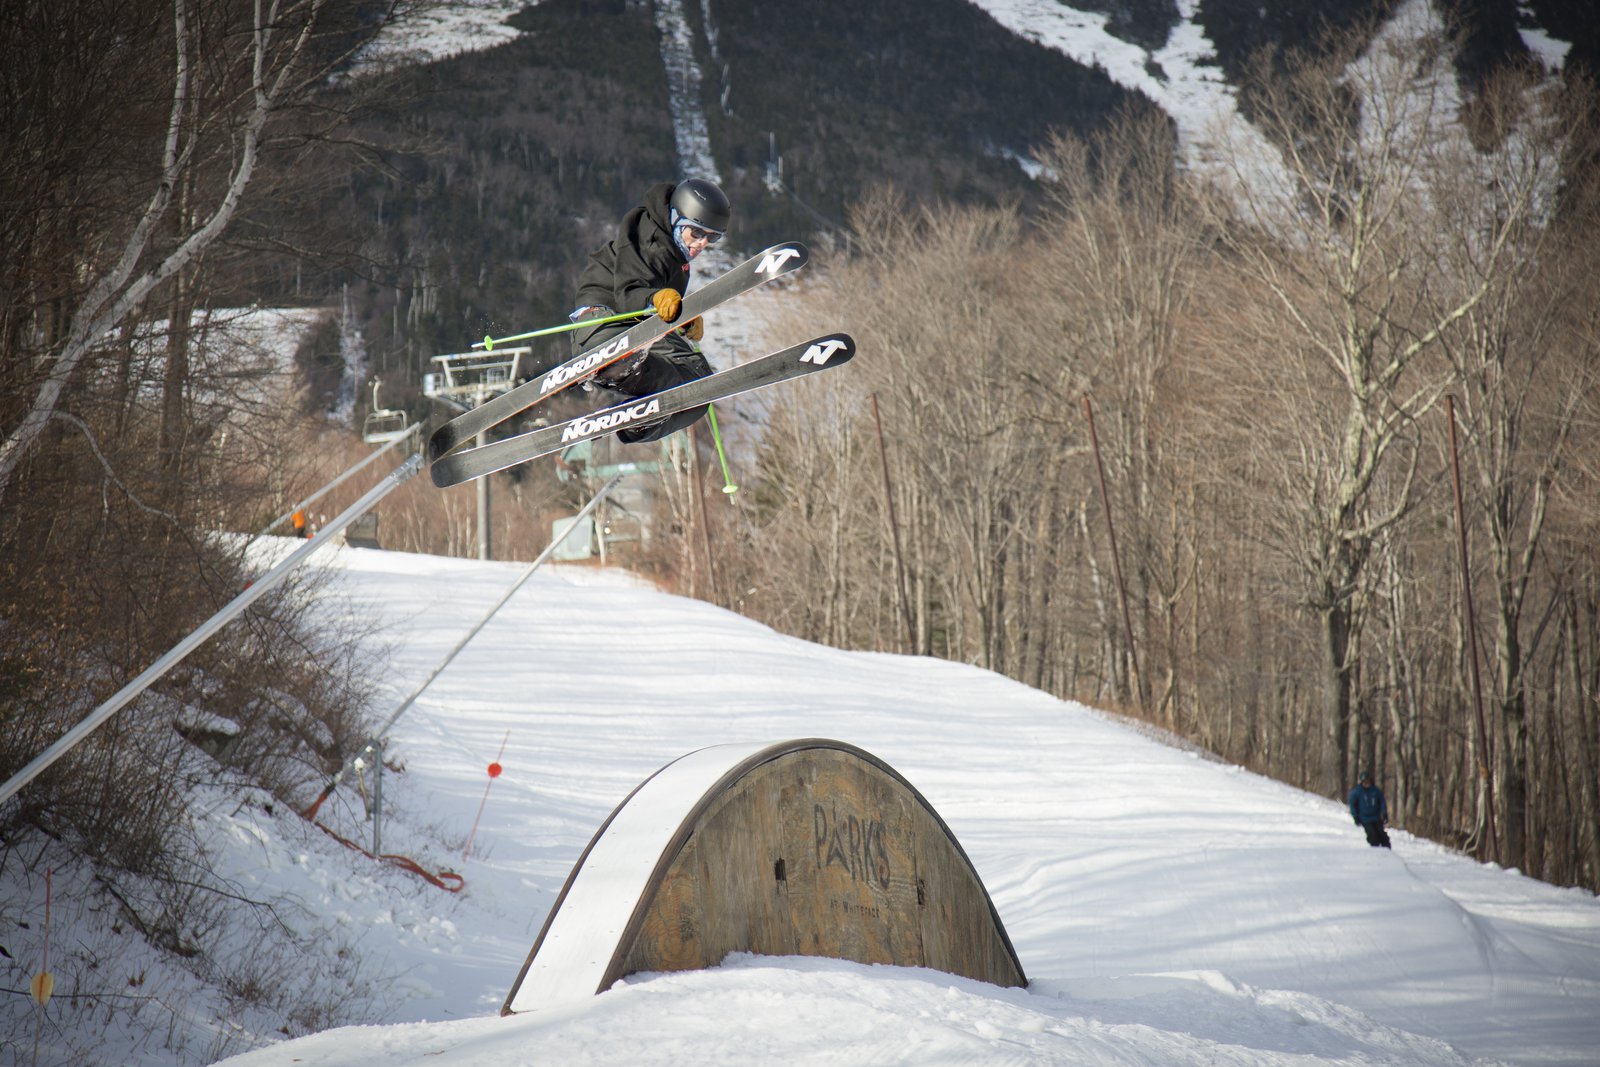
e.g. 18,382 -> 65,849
565,178 -> 731,444
425,187 -> 841,488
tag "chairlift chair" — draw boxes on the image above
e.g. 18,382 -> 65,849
362,381 -> 410,444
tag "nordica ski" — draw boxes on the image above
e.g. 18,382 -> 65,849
430,333 -> 856,487
427,242 -> 809,462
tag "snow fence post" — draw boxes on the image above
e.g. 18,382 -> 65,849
372,736 -> 384,856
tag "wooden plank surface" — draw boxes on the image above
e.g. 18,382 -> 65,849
610,743 -> 1025,989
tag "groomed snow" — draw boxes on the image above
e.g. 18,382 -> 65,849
206,542 -> 1600,1066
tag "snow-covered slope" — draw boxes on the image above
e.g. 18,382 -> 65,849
190,544 -> 1600,1067
348,0 -> 524,70
236,6 -> 1588,1064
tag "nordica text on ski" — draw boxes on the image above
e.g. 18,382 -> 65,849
561,398 -> 663,442
541,336 -> 631,394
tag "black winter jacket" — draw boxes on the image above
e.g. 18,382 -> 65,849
573,182 -> 690,316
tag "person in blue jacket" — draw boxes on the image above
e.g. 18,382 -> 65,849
1348,770 -> 1391,848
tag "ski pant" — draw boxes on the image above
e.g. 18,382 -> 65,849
1360,820 -> 1392,848
573,310 -> 712,444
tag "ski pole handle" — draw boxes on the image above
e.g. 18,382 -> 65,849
474,309 -> 651,351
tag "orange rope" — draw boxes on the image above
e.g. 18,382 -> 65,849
300,751 -> 464,891
307,816 -> 465,893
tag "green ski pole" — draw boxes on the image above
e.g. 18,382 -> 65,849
473,309 -> 650,351
707,403 -> 738,495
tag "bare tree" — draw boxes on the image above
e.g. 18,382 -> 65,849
1436,69 -> 1600,864
0,0 -> 343,506
1034,109 -> 1207,718
1210,16 -> 1540,795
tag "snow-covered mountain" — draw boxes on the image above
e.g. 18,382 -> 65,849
356,0 -> 1577,182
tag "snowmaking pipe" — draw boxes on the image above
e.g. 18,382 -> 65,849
473,309 -> 650,351
372,473 -> 622,738
0,454 -> 425,810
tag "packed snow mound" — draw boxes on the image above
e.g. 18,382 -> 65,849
217,955 -> 1496,1067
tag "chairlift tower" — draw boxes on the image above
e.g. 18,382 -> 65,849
423,347 -> 531,562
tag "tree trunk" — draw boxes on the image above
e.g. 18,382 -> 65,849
160,271 -> 191,476
1498,610 -> 1529,869
1321,594 -> 1354,795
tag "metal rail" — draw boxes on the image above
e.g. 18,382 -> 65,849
0,455 -> 425,809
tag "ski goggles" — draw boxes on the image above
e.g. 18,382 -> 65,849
679,223 -> 723,245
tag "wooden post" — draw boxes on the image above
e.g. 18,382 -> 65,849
1083,396 -> 1145,712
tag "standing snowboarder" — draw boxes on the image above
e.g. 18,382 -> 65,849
566,178 -> 731,444
1348,770 -> 1391,848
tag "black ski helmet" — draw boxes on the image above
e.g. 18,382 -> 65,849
671,178 -> 731,233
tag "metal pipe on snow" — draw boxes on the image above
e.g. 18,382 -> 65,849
0,454 -> 425,809
301,473 -> 626,820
